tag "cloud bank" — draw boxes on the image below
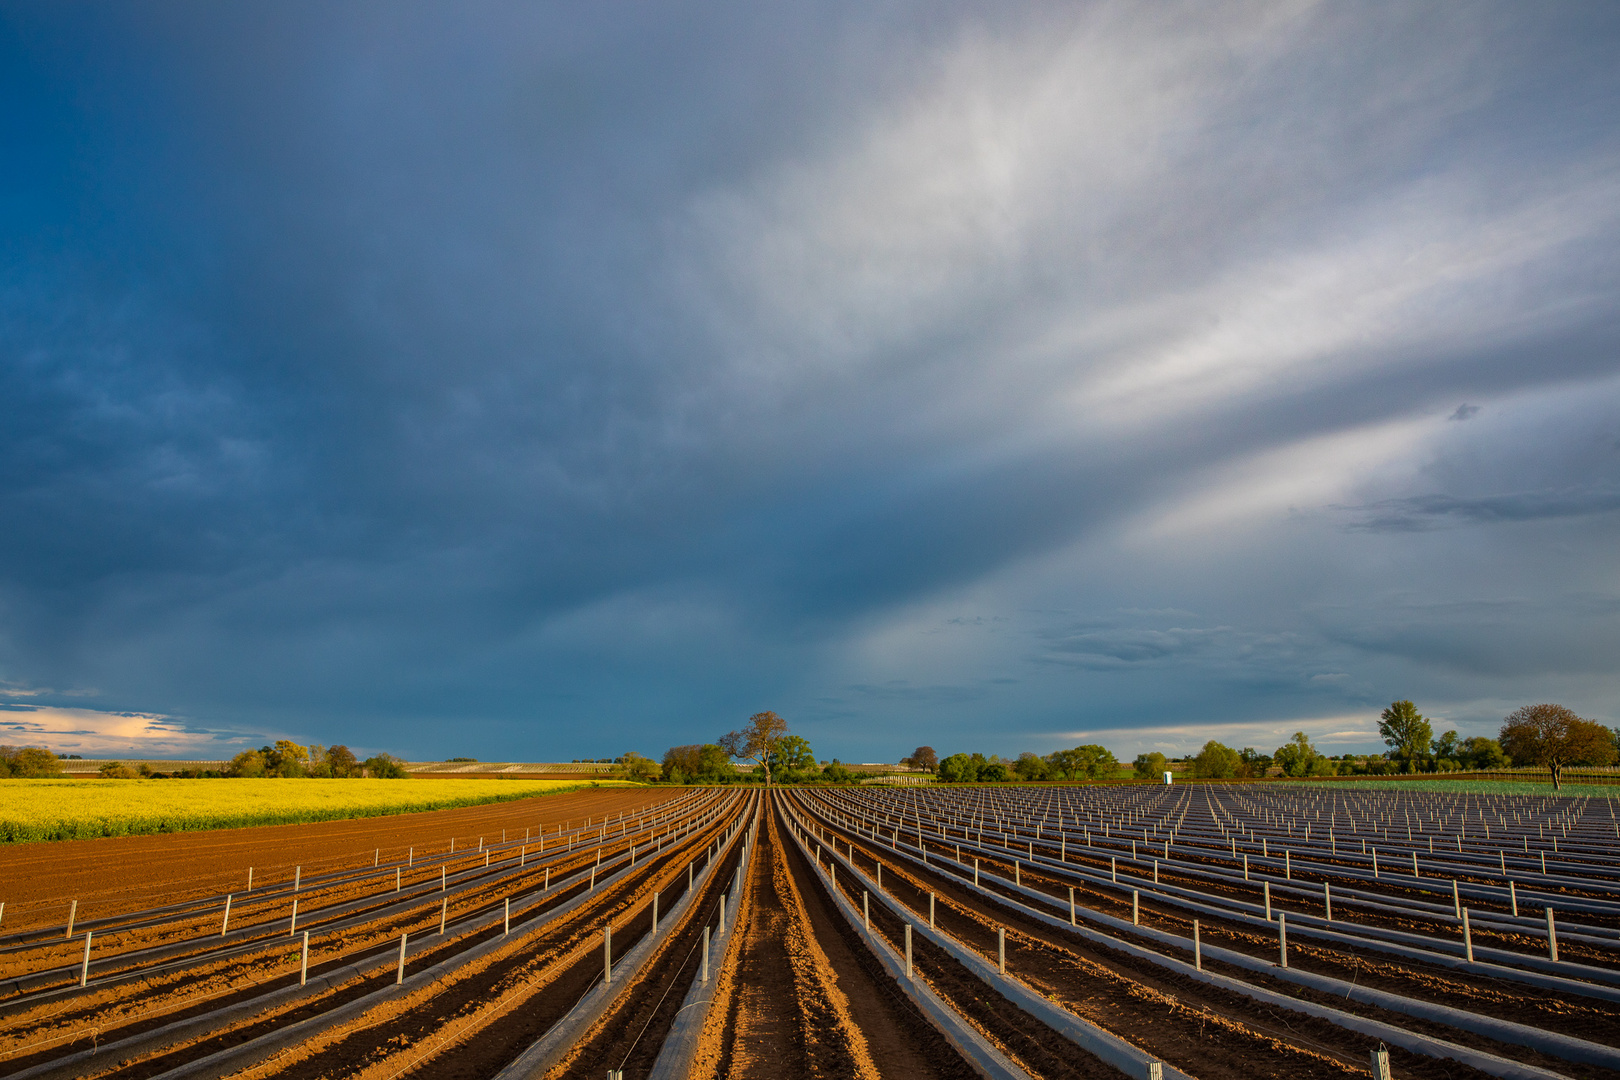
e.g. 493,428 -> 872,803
1,2 -> 1617,760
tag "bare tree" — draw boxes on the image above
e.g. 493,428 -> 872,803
720,711 -> 789,786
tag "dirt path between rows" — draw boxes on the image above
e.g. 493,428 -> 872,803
691,797 -> 976,1080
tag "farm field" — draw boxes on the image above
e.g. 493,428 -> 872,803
1,784 -> 1616,1080
0,777 -> 631,844
1301,777 -> 1620,796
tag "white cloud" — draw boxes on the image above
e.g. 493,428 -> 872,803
0,705 -> 256,759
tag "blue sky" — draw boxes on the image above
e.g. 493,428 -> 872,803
2,2 -> 1618,763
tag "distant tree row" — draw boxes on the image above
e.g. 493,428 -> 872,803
223,741 -> 409,778
0,741 -> 411,779
1376,700 -> 1616,789
936,745 -> 1120,783
648,712 -> 943,786
1177,702 -> 1617,788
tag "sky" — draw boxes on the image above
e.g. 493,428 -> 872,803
2,2 -> 1618,764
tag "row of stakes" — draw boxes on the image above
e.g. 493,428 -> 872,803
878,818 -> 1566,965
34,804 -> 665,935
358,812 -> 750,994
59,801 -> 720,993
814,826 -> 1405,1077
32,794 -> 708,947
813,805 -> 1525,1080
814,810 -> 1566,1001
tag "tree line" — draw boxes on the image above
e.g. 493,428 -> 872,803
650,711 -> 940,786
921,701 -> 1618,788
0,741 -> 413,779
220,741 -> 410,778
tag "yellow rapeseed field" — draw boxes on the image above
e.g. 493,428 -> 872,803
0,777 -> 632,843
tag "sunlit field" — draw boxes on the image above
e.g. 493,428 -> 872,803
1301,777 -> 1619,797
0,777 -> 634,843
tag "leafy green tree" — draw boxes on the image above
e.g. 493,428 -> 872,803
226,749 -> 268,777
1044,748 -> 1080,779
99,760 -> 140,779
1133,752 -> 1168,780
663,744 -> 702,779
980,761 -> 1009,782
1272,731 -> 1325,778
364,752 -> 410,778
1191,740 -> 1241,779
1500,704 -> 1617,790
1236,747 -> 1270,778
616,752 -> 659,782
937,753 -> 978,783
1459,736 -> 1505,770
1429,730 -> 1462,771
271,740 -> 310,777
769,736 -> 816,773
696,744 -> 734,779
1379,701 -> 1433,772
664,743 -> 737,782
1073,744 -> 1118,780
1014,752 -> 1050,781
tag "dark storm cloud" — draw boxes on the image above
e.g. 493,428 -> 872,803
2,2 -> 1618,759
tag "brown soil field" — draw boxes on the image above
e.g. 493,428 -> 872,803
0,786 -> 673,928
2,785 -> 1615,1080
